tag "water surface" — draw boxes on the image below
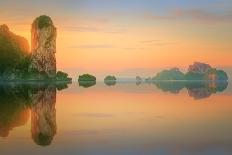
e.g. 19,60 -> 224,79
0,81 -> 232,155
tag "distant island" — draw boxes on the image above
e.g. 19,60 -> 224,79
136,76 -> 142,85
151,62 -> 228,81
78,74 -> 96,88
0,15 -> 71,82
104,75 -> 117,86
78,74 -> 96,82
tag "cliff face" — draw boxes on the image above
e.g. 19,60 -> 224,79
0,24 -> 30,74
0,24 -> 29,53
30,15 -> 57,78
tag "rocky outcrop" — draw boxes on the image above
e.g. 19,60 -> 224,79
186,62 -> 228,81
30,15 -> 57,78
0,24 -> 29,53
104,75 -> 117,86
0,24 -> 29,74
153,68 -> 185,80
136,76 -> 142,85
188,62 -> 211,74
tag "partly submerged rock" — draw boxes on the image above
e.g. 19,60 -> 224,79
136,76 -> 142,85
78,74 -> 96,82
104,75 -> 116,81
104,76 -> 117,86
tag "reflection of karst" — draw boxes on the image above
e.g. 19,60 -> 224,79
105,80 -> 116,86
188,87 -> 211,99
31,85 -> 57,146
153,81 -> 185,94
186,81 -> 228,100
153,81 -> 228,99
78,81 -> 96,88
0,82 -> 70,145
0,85 -> 30,137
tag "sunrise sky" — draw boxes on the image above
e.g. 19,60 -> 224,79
1,0 -> 232,78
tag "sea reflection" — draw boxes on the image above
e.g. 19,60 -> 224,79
78,81 -> 96,88
0,82 -> 70,146
152,81 -> 228,99
104,80 -> 116,86
0,80 -> 231,155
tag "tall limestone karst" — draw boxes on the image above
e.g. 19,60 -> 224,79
30,15 -> 57,78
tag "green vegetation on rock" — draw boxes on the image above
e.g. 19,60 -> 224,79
104,75 -> 116,81
0,24 -> 71,82
0,24 -> 29,75
153,68 -> 185,81
149,63 -> 228,82
78,74 -> 96,82
104,75 -> 117,86
56,71 -> 72,81
35,15 -> 53,29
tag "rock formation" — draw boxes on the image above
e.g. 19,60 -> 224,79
188,62 -> 211,74
0,24 -> 29,75
136,76 -> 142,85
153,68 -> 185,80
104,75 -> 117,86
30,15 -> 57,78
0,24 -> 29,53
186,62 -> 228,81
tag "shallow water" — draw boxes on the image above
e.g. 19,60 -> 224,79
0,81 -> 232,155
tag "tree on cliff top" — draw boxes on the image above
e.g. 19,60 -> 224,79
35,15 -> 53,29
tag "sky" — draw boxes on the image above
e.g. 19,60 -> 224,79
1,0 -> 232,78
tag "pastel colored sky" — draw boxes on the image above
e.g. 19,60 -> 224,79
1,0 -> 232,78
